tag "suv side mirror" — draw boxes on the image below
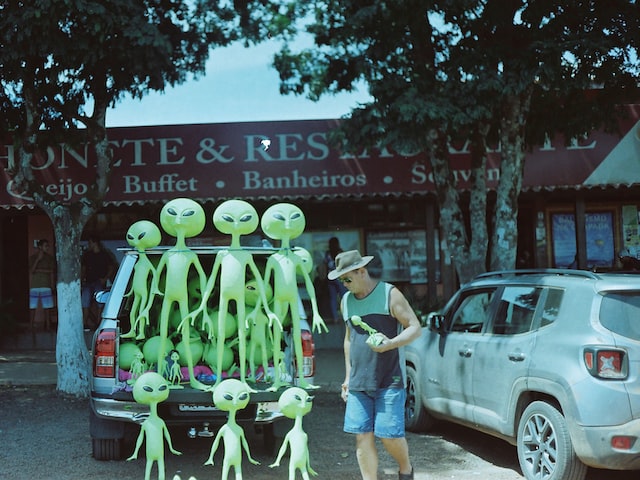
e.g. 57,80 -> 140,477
94,290 -> 110,305
428,312 -> 446,333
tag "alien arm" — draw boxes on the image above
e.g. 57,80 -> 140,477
248,260 -> 281,329
204,428 -> 224,465
269,432 -> 291,467
163,423 -> 181,455
300,268 -> 328,334
126,427 -> 145,461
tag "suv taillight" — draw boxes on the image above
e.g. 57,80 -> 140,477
93,328 -> 117,378
583,347 -> 628,380
298,330 -> 315,378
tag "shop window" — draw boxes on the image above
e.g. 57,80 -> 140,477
550,211 -> 615,268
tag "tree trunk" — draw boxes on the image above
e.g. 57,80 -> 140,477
52,206 -> 91,396
427,129 -> 488,285
489,95 -> 530,272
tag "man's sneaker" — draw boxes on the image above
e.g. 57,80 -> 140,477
399,468 -> 414,480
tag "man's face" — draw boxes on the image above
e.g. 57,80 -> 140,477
339,268 -> 363,292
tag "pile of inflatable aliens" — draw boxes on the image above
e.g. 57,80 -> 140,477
117,198 -> 323,480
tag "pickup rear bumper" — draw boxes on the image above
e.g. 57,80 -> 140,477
90,393 -> 285,426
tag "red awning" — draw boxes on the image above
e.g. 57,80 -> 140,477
1,105 -> 639,209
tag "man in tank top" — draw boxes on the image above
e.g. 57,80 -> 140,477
328,250 -> 421,480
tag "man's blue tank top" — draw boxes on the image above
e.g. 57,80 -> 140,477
342,282 -> 406,391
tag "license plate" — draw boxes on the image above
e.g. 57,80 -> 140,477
178,404 -> 218,412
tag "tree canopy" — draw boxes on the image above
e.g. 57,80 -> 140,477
0,0 -> 293,396
274,0 -> 640,282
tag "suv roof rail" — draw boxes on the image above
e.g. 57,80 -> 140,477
474,268 -> 601,281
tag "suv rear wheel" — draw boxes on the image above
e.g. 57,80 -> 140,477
517,401 -> 587,480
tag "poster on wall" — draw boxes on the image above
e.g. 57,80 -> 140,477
294,230 -> 361,279
551,212 -> 615,268
621,205 -> 640,254
366,230 -> 428,283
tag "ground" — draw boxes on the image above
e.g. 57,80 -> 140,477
0,385 -> 634,480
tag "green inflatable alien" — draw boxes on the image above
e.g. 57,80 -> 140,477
269,386 -> 317,479
186,199 -> 278,388
127,372 -> 181,480
122,220 -> 162,340
204,378 -> 259,479
154,198 -> 209,390
261,203 -> 327,390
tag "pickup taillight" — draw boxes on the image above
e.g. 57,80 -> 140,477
583,347 -> 628,380
93,328 -> 117,378
299,330 -> 315,378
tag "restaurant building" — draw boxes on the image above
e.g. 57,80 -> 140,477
1,107 -> 640,324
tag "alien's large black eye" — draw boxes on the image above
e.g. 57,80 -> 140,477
159,385 -> 168,391
183,209 -> 195,217
294,394 -> 302,401
224,393 -> 233,401
222,214 -> 234,223
307,397 -> 313,403
239,392 -> 249,401
239,214 -> 253,223
167,207 -> 178,216
143,385 -> 153,392
138,232 -> 147,240
127,233 -> 134,240
291,213 -> 301,220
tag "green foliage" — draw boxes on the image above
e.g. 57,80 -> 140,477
272,0 -> 640,280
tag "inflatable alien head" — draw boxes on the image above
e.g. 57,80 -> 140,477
132,371 -> 170,405
213,378 -> 251,412
126,220 -> 161,252
278,386 -> 313,419
260,203 -> 306,248
244,278 -> 273,307
213,199 -> 259,248
160,198 -> 205,239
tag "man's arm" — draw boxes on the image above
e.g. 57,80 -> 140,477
370,287 -> 421,353
341,326 -> 351,402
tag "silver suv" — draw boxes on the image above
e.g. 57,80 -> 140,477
404,269 -> 640,480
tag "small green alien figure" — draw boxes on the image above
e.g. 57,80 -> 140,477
204,378 -> 260,480
122,220 -> 162,340
261,203 -> 327,390
127,372 -> 181,480
350,315 -> 385,346
269,387 -> 317,479
154,198 -> 209,390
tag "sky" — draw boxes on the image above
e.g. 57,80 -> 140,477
106,40 -> 371,128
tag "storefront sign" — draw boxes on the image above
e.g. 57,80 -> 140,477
1,109 -> 639,208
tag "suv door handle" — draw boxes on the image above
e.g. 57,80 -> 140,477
458,348 -> 472,357
508,352 -> 526,362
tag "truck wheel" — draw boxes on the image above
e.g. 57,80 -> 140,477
89,409 -> 127,460
405,364 -> 434,432
92,438 -> 122,461
517,401 -> 587,480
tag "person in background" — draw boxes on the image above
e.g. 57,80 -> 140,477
618,247 -> 640,270
329,250 -> 421,480
323,236 -> 348,323
81,235 -> 115,329
28,239 -> 56,331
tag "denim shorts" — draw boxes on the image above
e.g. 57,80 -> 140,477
343,387 -> 406,438
29,288 -> 54,309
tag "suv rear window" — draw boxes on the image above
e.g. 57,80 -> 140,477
599,292 -> 640,341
